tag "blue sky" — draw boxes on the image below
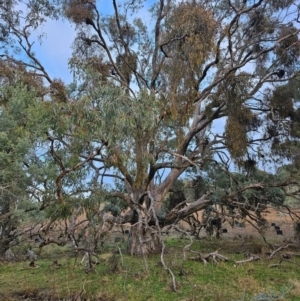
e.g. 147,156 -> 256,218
32,18 -> 75,83
29,0 -> 156,85
28,0 -> 227,159
17,0 -> 289,179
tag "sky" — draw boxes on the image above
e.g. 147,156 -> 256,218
32,18 -> 76,84
29,0 -> 155,85
9,0 -> 293,182
20,2 -> 287,159
29,0 -> 228,166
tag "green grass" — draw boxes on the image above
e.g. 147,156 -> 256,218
1,238 -> 300,301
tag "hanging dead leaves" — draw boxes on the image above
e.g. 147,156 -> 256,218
64,0 -> 95,25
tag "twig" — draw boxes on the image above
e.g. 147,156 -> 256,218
79,279 -> 87,298
268,244 -> 290,259
160,241 -> 177,291
148,192 -> 177,291
173,226 -> 194,260
117,245 -> 130,293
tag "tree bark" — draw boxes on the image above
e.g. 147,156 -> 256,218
0,238 -> 11,258
127,223 -> 162,256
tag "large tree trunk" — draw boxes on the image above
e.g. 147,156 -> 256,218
0,238 -> 11,258
127,223 -> 162,256
0,203 -> 17,258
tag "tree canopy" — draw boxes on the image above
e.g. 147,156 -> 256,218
1,0 -> 300,258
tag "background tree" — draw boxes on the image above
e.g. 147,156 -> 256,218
0,65 -> 44,257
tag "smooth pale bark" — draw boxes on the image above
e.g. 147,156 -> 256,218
166,193 -> 212,223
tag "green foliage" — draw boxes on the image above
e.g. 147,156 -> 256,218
103,200 -> 127,217
185,162 -> 286,221
163,180 -> 186,214
1,0 -> 300,257
0,83 -> 43,253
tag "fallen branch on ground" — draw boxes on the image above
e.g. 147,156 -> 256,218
268,263 -> 281,268
234,255 -> 261,264
189,250 -> 229,265
189,250 -> 262,265
268,244 -> 291,259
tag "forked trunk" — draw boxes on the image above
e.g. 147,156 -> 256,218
127,223 -> 162,256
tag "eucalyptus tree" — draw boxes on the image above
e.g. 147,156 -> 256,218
0,1 -> 111,257
0,0 -> 72,256
62,0 -> 300,255
0,64 -> 45,256
1,0 -> 300,257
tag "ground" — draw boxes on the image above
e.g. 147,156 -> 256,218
1,206 -> 300,300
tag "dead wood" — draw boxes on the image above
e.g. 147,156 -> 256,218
173,226 -> 193,260
234,255 -> 261,264
268,264 -> 281,268
144,192 -> 177,291
268,244 -> 291,259
189,250 -> 229,265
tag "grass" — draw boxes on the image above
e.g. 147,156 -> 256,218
0,237 -> 300,301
